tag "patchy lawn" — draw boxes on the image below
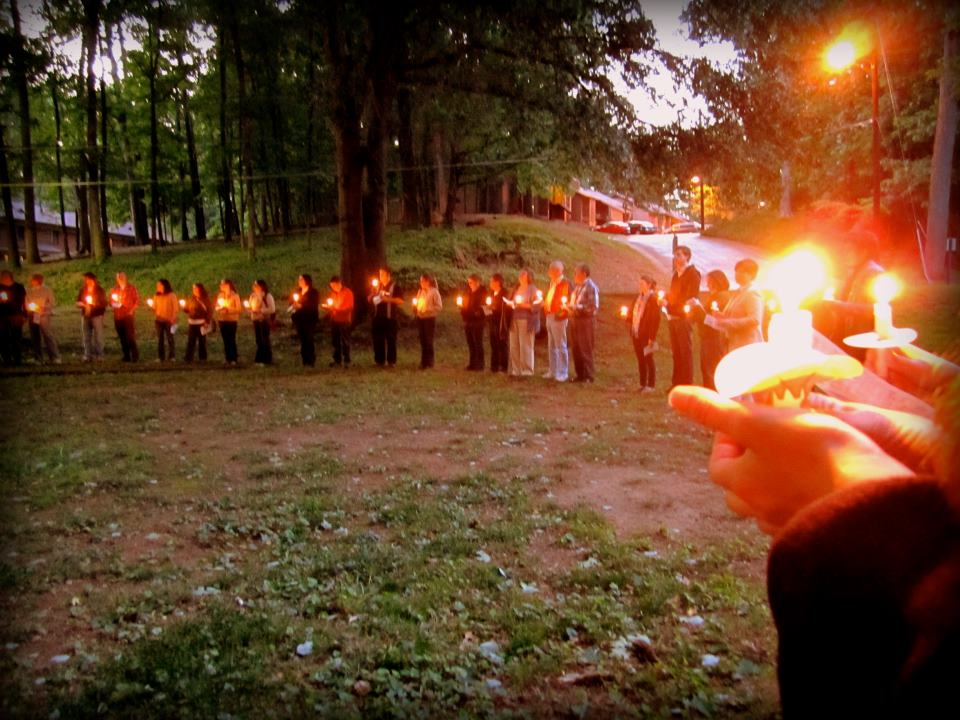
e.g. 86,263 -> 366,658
0,221 -> 778,718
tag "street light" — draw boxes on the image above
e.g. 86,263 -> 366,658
690,175 -> 704,232
823,22 -> 880,222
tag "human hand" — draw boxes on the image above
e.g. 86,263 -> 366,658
802,393 -> 938,473
668,386 -> 915,535
865,345 -> 960,401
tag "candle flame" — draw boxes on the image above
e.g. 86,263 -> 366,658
710,301 -> 720,312
823,286 -> 836,302
872,273 -> 900,304
371,278 -> 379,288
179,299 -> 186,308
761,247 -> 828,311
485,296 -> 492,306
243,300 -> 250,309
217,297 -> 227,308
561,295 -> 568,305
292,293 -> 300,303
619,305 -> 628,318
326,298 -> 334,306
683,303 -> 691,314
111,293 -> 120,302
456,296 -> 463,306
515,294 -> 523,304
85,294 -> 93,305
657,290 -> 665,300
28,302 -> 38,312
0,292 -> 7,301
147,298 -> 155,308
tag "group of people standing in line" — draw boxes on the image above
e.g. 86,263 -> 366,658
0,236 -> 880,385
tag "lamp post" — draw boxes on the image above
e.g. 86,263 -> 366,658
824,26 -> 880,222
690,175 -> 705,231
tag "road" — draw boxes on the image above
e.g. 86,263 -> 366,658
614,231 -> 768,282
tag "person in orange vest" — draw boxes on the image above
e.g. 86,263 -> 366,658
324,275 -> 355,367
542,260 -> 572,382
110,272 -> 140,362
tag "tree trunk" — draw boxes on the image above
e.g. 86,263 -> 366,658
106,26 -> 148,246
228,12 -> 256,260
362,103 -> 388,268
419,119 -> 433,227
0,125 -> 21,268
176,110 -> 189,243
51,80 -> 71,260
10,0 -> 40,263
269,103 -> 290,238
76,180 -> 90,255
148,18 -> 160,252
397,86 -> 420,229
82,0 -> 107,260
443,148 -> 462,229
217,23 -> 233,244
925,26 -> 958,282
184,101 -> 205,239
99,76 -> 110,249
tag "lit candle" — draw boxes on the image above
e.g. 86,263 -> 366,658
217,297 -> 227,309
111,292 -> 120,303
85,294 -> 94,305
243,300 -> 251,309
710,301 -> 720,313
0,291 -> 7,302
535,290 -> 543,302
515,294 -> 523,304
371,278 -> 379,289
823,286 -> 836,302
292,292 -> 300,303
561,295 -> 568,306
147,298 -> 155,308
27,302 -> 38,312
456,295 -> 463,307
619,305 -> 628,318
326,298 -> 334,307
683,303 -> 691,315
872,274 -> 899,340
179,298 -> 186,308
485,296 -> 492,306
764,248 -> 826,354
657,290 -> 665,302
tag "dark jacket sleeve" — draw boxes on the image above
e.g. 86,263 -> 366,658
768,476 -> 959,719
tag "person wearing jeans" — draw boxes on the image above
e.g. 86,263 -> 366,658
26,273 -> 60,364
76,272 -> 108,362
542,260 -> 572,382
150,279 -> 179,362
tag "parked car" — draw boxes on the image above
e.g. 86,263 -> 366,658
628,220 -> 657,235
669,221 -> 701,234
593,220 -> 631,235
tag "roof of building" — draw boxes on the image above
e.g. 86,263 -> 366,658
5,199 -> 138,238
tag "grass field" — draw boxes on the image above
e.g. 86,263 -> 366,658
1,216 -> 952,718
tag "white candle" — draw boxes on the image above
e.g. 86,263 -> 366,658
619,305 -> 628,318
872,274 -> 899,340
456,296 -> 463,307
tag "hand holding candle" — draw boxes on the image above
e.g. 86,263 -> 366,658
456,295 -> 463,307
371,278 -> 379,289
147,298 -> 155,308
85,294 -> 94,305
217,297 -> 227,309
27,302 -> 38,312
292,292 -> 300,304
243,300 -> 251,309
619,305 -> 628,319
179,298 -> 187,308
111,292 -> 120,303
485,296 -> 492,306
326,298 -> 334,308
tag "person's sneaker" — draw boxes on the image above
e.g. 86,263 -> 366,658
555,376 -> 567,383
541,372 -> 554,379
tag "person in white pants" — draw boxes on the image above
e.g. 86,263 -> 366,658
542,260 -> 572,382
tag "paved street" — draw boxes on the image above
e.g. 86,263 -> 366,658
614,232 -> 768,283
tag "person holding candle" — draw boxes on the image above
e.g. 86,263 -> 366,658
0,270 -> 27,366
216,278 -> 243,366
667,353 -> 960,719
487,273 -> 511,373
507,268 -> 540,377
110,272 -> 140,363
663,245 -> 701,389
569,263 -> 600,383
184,283 -> 213,362
542,260 -> 572,382
325,275 -> 354,368
149,279 -> 179,362
291,274 -> 320,367
625,274 -> 660,390
461,273 -> 487,371
705,258 -> 763,353
368,267 -> 403,368
411,273 -> 443,369
690,269 -> 730,391
25,273 -> 60,365
76,272 -> 108,362
247,279 -> 276,366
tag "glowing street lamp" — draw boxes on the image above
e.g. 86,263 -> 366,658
823,22 -> 880,221
690,175 -> 705,232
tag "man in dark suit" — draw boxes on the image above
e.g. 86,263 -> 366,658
663,245 -> 701,389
